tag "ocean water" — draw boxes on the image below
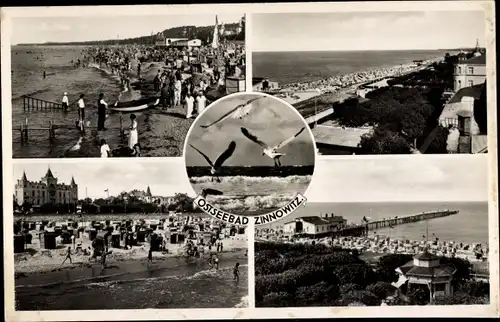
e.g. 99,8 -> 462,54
11,45 -> 128,158
252,50 -> 449,85
190,174 -> 312,214
13,212 -> 211,223
15,257 -> 248,310
258,201 -> 489,245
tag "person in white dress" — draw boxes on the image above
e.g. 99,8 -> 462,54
196,92 -> 207,116
62,92 -> 69,111
185,92 -> 195,119
174,79 -> 182,106
100,139 -> 111,158
128,113 -> 138,149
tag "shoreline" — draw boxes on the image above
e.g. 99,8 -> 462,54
260,55 -> 445,107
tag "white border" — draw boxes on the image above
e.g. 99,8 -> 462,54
1,1 -> 498,320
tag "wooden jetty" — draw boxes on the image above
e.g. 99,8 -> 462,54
331,209 -> 459,238
16,115 -> 126,144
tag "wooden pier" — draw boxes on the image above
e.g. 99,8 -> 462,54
332,209 -> 459,238
16,115 -> 126,144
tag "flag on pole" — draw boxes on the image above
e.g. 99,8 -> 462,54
211,15 -> 219,49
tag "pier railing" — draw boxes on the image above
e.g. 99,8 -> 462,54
15,116 -> 126,144
22,95 -> 75,111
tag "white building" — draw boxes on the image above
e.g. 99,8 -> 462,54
283,214 -> 347,237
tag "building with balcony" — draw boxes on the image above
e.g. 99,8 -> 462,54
14,168 -> 78,206
453,48 -> 486,92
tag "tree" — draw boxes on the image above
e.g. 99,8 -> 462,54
339,290 -> 381,306
366,282 -> 397,300
358,127 -> 411,154
21,201 -> 32,213
376,254 -> 414,282
473,83 -> 487,135
407,287 -> 429,305
295,281 -> 340,306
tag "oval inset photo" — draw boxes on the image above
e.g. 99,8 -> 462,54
184,92 -> 316,217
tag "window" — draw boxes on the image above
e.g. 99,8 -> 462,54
32,191 -> 35,196
468,80 -> 474,87
468,66 -> 474,74
458,80 -> 462,88
458,66 -> 462,74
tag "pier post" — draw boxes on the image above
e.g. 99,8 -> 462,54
119,114 -> 124,138
23,96 -> 26,111
24,118 -> 29,142
20,123 -> 24,144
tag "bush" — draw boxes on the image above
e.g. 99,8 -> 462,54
434,292 -> 489,305
259,292 -> 294,307
366,282 -> 396,300
295,281 -> 340,306
332,263 -> 379,286
339,290 -> 381,306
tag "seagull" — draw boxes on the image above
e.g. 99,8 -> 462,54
240,127 -> 306,167
189,141 -> 236,182
200,96 -> 266,128
69,137 -> 83,151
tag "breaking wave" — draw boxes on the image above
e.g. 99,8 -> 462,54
189,175 -> 312,185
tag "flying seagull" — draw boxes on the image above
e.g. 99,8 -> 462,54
240,127 -> 306,167
189,141 -> 236,182
200,96 -> 267,129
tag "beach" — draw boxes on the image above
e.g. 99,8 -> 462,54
253,49 -> 450,108
14,213 -> 248,310
12,41 -> 245,158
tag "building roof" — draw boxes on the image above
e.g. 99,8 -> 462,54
45,168 -> 55,179
399,260 -> 456,278
22,171 -> 27,181
71,176 -> 76,185
312,125 -> 372,148
472,135 -> 488,154
414,251 -> 440,261
448,84 -> 484,104
300,216 -> 330,225
462,54 -> 486,65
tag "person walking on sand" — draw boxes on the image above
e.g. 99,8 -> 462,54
97,93 -> 108,131
213,254 -> 219,270
100,139 -> 111,158
77,94 -> 86,125
128,114 -> 138,149
196,91 -> 207,116
62,92 -> 69,111
147,247 -> 153,267
160,83 -> 169,110
174,78 -> 182,106
61,246 -> 73,266
185,92 -> 194,119
153,70 -> 161,92
101,250 -> 108,271
233,263 -> 240,281
219,240 -> 223,253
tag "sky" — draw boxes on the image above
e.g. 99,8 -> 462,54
185,94 -> 316,167
252,11 -> 486,51
11,14 -> 243,45
12,160 -> 193,200
306,155 -> 489,203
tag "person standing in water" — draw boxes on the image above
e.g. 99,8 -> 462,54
62,92 -> 69,111
128,114 -> 138,149
97,93 -> 108,131
233,263 -> 240,282
61,246 -> 73,266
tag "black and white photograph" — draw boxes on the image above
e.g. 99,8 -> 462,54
184,92 -> 315,216
10,12 -> 246,158
252,10 -> 488,155
12,160 -> 249,310
255,156 -> 491,307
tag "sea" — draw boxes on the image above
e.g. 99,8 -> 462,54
258,201 -> 489,245
11,45 -> 130,158
188,166 -> 313,215
252,50 -> 450,85
15,252 -> 248,310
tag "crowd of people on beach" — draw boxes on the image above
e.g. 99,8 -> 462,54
272,58 -> 443,100
62,41 -> 246,157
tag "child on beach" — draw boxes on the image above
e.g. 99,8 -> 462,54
61,246 -> 72,266
128,114 -> 138,149
100,139 -> 111,158
233,263 -> 240,282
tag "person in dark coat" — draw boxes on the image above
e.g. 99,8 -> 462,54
153,70 -> 161,92
160,83 -> 169,110
97,93 -> 108,131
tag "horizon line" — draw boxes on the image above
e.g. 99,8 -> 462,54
252,48 -> 472,53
